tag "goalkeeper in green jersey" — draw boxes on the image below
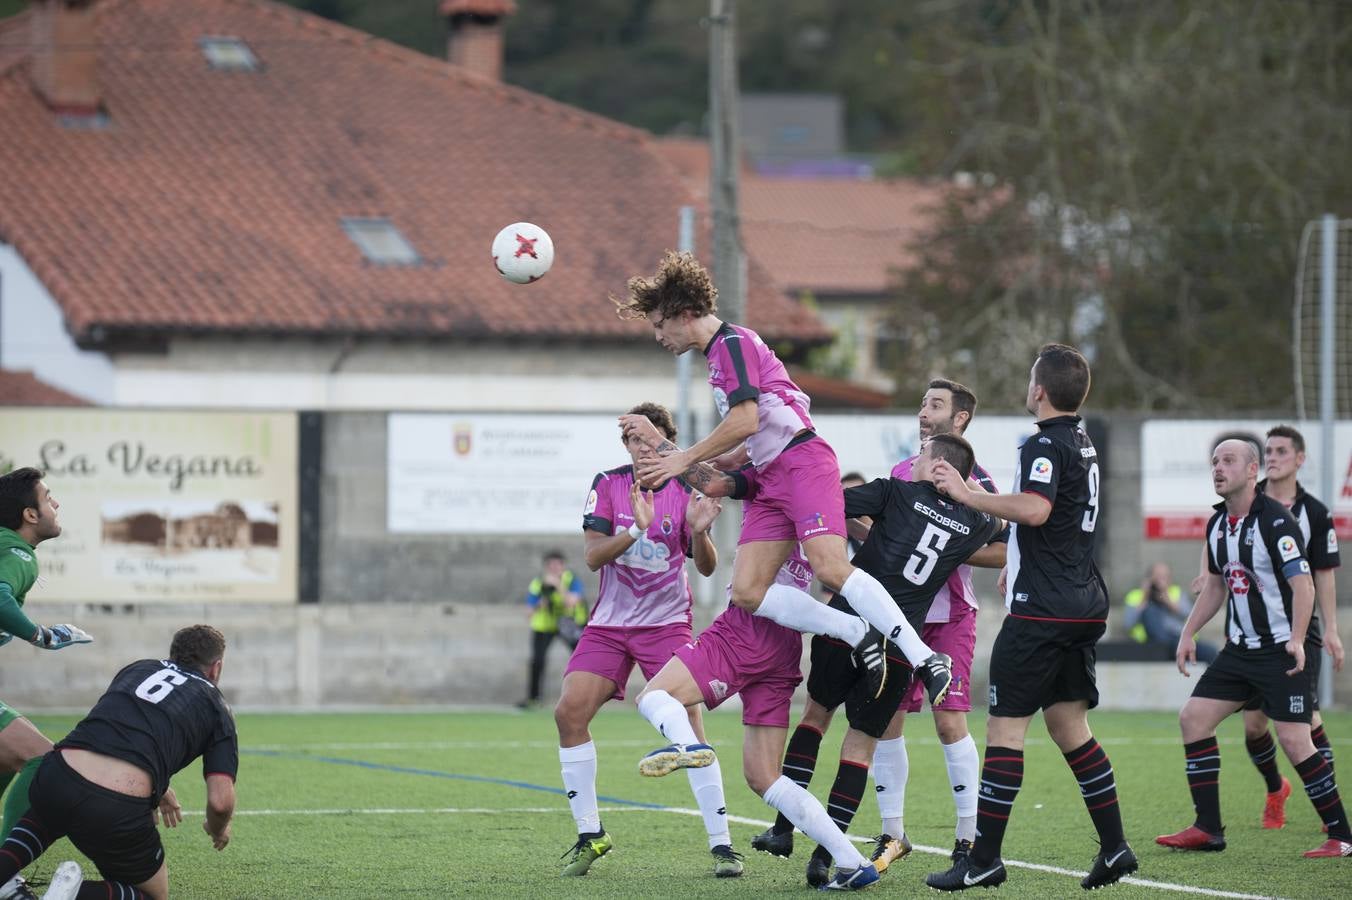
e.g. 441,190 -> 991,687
0,468 -> 92,900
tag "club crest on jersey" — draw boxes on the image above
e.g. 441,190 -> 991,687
661,513 -> 673,535
1290,695 -> 1305,715
453,424 -> 472,456
1223,562 -> 1251,596
584,490 -> 598,515
8,548 -> 31,562
1277,535 -> 1301,562
1029,457 -> 1053,483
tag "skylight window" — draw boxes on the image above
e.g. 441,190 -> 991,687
342,219 -> 421,266
200,37 -> 260,71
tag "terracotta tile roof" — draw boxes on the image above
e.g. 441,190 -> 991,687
439,0 -> 517,15
0,0 -> 827,345
656,137 -> 949,297
0,370 -> 92,406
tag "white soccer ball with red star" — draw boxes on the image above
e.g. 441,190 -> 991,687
492,222 -> 554,284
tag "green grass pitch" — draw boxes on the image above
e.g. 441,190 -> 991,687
15,708 -> 1348,898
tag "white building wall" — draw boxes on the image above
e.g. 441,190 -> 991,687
0,244 -> 115,403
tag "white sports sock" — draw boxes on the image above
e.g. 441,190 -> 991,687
753,583 -> 867,645
872,736 -> 907,838
686,757 -> 732,848
840,569 -> 931,665
762,775 -> 867,869
559,741 -> 601,835
943,734 -> 980,841
637,690 -> 700,746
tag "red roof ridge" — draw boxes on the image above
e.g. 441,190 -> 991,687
223,0 -> 648,145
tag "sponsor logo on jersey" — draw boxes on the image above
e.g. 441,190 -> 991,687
8,548 -> 31,562
1330,531 -> 1339,554
1224,562 -> 1251,596
1030,457 -> 1053,483
584,489 -> 598,515
1278,535 -> 1301,562
1014,592 -> 1029,603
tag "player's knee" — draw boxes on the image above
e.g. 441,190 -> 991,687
934,714 -> 968,745
744,767 -> 777,797
1274,725 -> 1314,762
1241,712 -> 1267,741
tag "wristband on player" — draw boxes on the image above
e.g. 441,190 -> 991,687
627,523 -> 644,540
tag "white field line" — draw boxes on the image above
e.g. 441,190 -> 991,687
244,736 -> 1250,752
187,805 -> 1283,899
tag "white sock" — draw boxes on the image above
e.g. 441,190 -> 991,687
840,569 -> 932,665
872,736 -> 907,838
559,741 -> 601,835
637,690 -> 700,746
943,734 -> 980,841
753,582 -> 867,644
687,757 -> 732,848
762,775 -> 867,869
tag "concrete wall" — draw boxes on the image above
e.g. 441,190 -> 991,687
5,411 -> 1349,713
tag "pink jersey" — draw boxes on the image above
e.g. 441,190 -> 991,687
890,455 -> 1001,624
582,465 -> 695,628
703,322 -> 813,468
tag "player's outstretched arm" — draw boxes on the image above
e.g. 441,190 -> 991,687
622,401 -> 757,485
965,541 -> 1007,569
930,460 -> 1050,526
204,773 -> 235,851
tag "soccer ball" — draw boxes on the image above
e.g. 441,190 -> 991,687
491,222 -> 554,284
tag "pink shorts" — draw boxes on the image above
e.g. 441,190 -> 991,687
739,436 -> 847,545
564,621 -> 693,702
902,603 -> 977,713
675,605 -> 804,727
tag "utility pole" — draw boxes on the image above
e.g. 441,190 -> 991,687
708,0 -> 745,324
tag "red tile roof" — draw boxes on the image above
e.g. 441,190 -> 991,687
0,0 -> 827,345
786,366 -> 893,410
0,370 -> 92,407
657,137 -> 950,296
439,0 -> 517,15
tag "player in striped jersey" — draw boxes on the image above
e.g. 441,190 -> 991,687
1158,439 -> 1352,858
1241,425 -> 1341,831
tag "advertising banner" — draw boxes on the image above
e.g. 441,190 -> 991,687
0,409 -> 299,602
1141,420 -> 1352,540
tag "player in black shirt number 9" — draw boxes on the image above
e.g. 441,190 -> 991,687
924,344 -> 1138,892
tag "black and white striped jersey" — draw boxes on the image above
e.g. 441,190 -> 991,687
1257,480 -> 1341,646
1206,492 -> 1314,649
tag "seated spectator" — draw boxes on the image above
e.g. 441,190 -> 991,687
1124,563 -> 1216,662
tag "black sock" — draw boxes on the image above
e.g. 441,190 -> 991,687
825,758 -> 869,835
0,815 -> 50,880
1296,751 -> 1352,841
1063,737 -> 1124,848
77,885 -> 150,900
1246,730 -> 1283,793
773,724 -> 823,835
1185,737 -> 1223,834
971,746 -> 1022,865
1312,724 -> 1335,777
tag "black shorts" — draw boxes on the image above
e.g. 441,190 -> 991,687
1243,636 -> 1321,714
29,751 -> 164,885
806,635 -> 912,739
1197,644 -> 1313,723
987,616 -> 1105,718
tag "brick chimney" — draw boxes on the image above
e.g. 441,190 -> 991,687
30,0 -> 101,115
440,0 -> 515,82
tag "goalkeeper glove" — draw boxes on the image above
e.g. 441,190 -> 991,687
32,624 -> 93,650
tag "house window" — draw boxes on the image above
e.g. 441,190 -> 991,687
341,219 -> 421,266
200,37 -> 260,71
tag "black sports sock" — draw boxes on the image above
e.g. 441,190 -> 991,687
971,746 -> 1022,865
77,884 -> 150,900
773,724 -> 823,835
1245,730 -> 1283,793
1312,724 -> 1335,776
1063,738 -> 1125,848
0,815 -> 50,881
1296,752 -> 1352,841
1184,737 -> 1223,834
824,758 -> 869,835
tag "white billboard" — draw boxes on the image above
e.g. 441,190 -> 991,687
1141,420 -> 1352,539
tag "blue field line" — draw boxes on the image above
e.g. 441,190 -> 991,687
244,748 -> 668,810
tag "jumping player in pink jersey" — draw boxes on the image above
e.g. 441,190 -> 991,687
633,457 -> 886,891
555,403 -> 743,878
613,251 -> 952,711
